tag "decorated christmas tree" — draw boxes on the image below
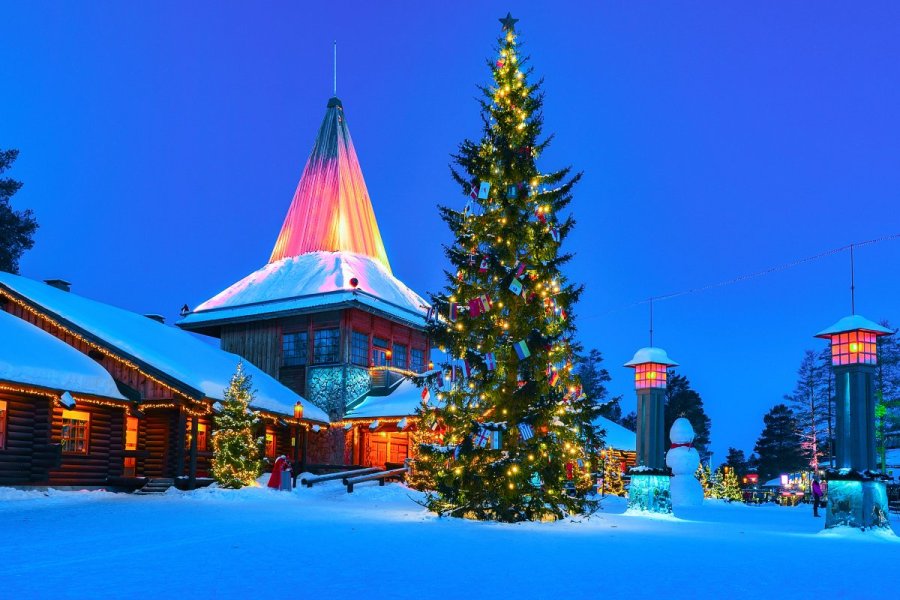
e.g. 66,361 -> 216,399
211,363 -> 264,489
414,13 -> 601,522
696,463 -> 715,498
716,466 -> 743,502
602,450 -> 626,497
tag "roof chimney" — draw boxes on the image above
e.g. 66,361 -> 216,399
144,314 -> 165,324
44,279 -> 71,292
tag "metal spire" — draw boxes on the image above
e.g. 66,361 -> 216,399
850,243 -> 856,314
333,40 -> 337,96
649,297 -> 654,347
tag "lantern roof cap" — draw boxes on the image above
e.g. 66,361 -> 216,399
624,346 -> 679,368
814,314 -> 894,339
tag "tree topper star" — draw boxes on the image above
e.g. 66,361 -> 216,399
499,12 -> 519,32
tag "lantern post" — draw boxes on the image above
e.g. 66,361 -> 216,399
815,314 -> 893,530
624,347 -> 678,513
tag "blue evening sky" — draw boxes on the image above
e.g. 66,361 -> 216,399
4,2 -> 899,461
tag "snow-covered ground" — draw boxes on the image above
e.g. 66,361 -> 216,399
1,481 -> 897,599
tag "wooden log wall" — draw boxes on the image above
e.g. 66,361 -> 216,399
0,391 -> 49,485
221,320 -> 282,378
46,403 -> 124,486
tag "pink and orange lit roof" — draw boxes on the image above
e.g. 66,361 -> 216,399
269,97 -> 391,273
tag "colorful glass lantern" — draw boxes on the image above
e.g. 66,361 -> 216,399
814,315 -> 892,366
624,347 -> 679,390
294,401 -> 304,420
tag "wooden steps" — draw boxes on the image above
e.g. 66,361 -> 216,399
134,478 -> 174,495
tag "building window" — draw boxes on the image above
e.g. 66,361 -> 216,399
410,348 -> 425,373
313,328 -> 340,364
282,331 -> 309,366
351,331 -> 369,366
197,423 -> 208,452
185,421 -> 208,452
265,427 -> 276,459
124,416 -> 138,476
0,400 -> 6,450
61,409 -> 90,454
830,331 -> 877,365
393,344 -> 408,370
634,363 -> 667,389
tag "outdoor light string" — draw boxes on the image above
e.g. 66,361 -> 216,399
583,232 -> 900,322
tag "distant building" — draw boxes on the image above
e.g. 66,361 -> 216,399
179,96 -> 431,467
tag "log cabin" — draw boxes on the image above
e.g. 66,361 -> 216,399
0,273 -> 329,489
178,96 -> 432,467
0,309 -> 130,486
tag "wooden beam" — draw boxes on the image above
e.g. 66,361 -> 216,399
188,415 -> 199,490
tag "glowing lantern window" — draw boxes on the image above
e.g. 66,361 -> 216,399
294,402 -> 304,420
815,315 -> 893,367
624,347 -> 678,391
829,330 -> 877,365
634,363 -> 668,389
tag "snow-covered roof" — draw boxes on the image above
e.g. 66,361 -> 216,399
593,416 -> 636,452
0,273 -> 327,422
345,378 -> 425,419
179,251 -> 429,329
624,347 -> 679,367
815,314 -> 894,338
0,309 -> 125,400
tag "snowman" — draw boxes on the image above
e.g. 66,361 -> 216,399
666,417 -> 704,507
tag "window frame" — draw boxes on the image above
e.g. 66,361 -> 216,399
312,327 -> 341,365
282,331 -> 310,367
350,330 -> 369,367
410,348 -> 425,373
393,343 -> 408,370
60,409 -> 91,455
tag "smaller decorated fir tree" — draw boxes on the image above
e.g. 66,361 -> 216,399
696,463 -> 715,499
716,466 -> 743,502
211,363 -> 263,489
602,451 -> 626,497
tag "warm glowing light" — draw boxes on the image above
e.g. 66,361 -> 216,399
634,363 -> 667,389
269,98 -> 391,272
830,331 -> 876,365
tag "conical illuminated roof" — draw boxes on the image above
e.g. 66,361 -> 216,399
269,97 -> 391,273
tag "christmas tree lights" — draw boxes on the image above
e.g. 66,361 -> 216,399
413,14 -> 601,522
210,363 -> 264,489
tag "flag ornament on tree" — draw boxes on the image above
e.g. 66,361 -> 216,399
413,14 -> 601,522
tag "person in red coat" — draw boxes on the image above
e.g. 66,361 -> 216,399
267,455 -> 287,489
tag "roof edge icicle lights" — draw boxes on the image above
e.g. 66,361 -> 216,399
269,97 -> 392,273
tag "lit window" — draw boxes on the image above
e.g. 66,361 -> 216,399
265,427 -> 276,458
393,344 -> 408,370
197,423 -> 208,452
410,348 -> 425,373
282,331 -> 309,366
124,416 -> 139,476
0,400 -> 7,450
61,409 -> 90,454
830,330 -> 877,365
313,328 -> 340,364
634,363 -> 667,389
351,331 -> 369,366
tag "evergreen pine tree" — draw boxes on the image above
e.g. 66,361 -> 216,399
753,404 -> 807,482
716,466 -> 743,502
0,149 -> 38,273
784,350 -> 830,470
211,363 -> 263,489
875,320 -> 900,469
696,463 -> 715,498
575,349 -> 620,422
414,14 -> 600,522
721,447 -> 750,482
620,411 -> 637,432
665,373 -> 712,458
601,450 -> 625,497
